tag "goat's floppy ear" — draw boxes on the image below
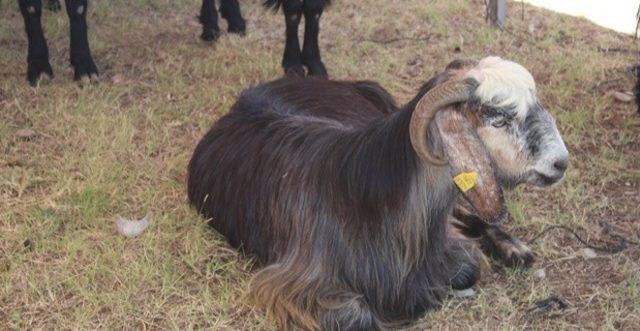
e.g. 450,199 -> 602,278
435,107 -> 507,224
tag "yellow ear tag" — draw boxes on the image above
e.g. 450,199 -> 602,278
453,171 -> 479,193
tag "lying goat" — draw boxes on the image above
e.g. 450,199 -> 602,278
188,56 -> 569,330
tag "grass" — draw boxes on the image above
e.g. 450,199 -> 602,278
1,0 -> 639,329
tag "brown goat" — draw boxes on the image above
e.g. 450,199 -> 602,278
188,57 -> 569,330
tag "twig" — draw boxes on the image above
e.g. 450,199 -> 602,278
590,78 -> 622,91
597,47 -> 640,55
355,36 -> 432,45
525,296 -> 567,318
527,225 -> 639,254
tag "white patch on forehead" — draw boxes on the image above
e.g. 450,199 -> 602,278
465,56 -> 536,120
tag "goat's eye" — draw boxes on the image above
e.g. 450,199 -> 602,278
492,118 -> 508,128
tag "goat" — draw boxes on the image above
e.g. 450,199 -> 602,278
18,0 -> 98,85
635,66 -> 640,113
187,56 -> 569,330
199,0 -> 329,77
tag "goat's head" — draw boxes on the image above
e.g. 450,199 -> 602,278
410,56 -> 569,223
463,57 -> 569,188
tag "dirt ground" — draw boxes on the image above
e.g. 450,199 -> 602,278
1,0 -> 638,329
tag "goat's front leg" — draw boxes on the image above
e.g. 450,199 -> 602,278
199,0 -> 221,41
219,0 -> 245,35
452,206 -> 534,268
301,0 -> 327,77
18,0 -> 54,86
281,0 -> 305,76
65,0 -> 98,81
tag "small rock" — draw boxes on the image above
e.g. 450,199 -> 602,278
16,128 -> 36,140
612,91 -> 633,103
533,268 -> 546,279
580,248 -> 597,259
167,120 -> 183,128
111,74 -> 124,84
453,288 -> 476,298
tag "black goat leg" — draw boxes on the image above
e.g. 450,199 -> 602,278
199,0 -> 221,41
634,65 -> 640,113
219,0 -> 245,35
481,225 -> 534,268
452,205 -> 534,268
65,0 -> 98,81
301,0 -> 327,77
281,0 -> 305,76
18,0 -> 54,86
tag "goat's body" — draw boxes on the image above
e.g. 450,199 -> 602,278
188,77 -> 478,329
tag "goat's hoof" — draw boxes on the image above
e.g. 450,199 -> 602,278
450,261 -> 479,290
200,29 -> 220,42
285,65 -> 306,78
304,61 -> 328,78
495,238 -> 535,268
228,27 -> 246,36
27,58 -> 54,87
71,57 -> 99,83
227,22 -> 246,36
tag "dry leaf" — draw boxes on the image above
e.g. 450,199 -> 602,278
16,129 -> 36,140
612,91 -> 633,103
111,74 -> 124,84
533,269 -> 546,279
580,248 -> 597,259
453,288 -> 476,298
115,213 -> 152,238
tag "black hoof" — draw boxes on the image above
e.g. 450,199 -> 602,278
450,262 -> 479,290
200,29 -> 221,42
71,56 -> 99,82
304,60 -> 328,78
482,228 -> 536,269
227,25 -> 246,36
225,17 -> 246,35
500,248 -> 535,269
284,65 -> 306,78
219,3 -> 246,36
27,58 -> 54,86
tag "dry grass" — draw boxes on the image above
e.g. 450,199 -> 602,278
1,0 -> 639,329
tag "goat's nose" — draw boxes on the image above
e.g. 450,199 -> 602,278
553,158 -> 569,172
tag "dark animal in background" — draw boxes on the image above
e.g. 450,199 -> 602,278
18,0 -> 329,85
635,66 -> 640,113
18,0 -> 98,85
187,57 -> 569,330
199,0 -> 246,41
199,0 -> 329,77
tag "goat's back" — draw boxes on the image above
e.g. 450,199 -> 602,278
187,77 -> 399,262
235,77 -> 398,126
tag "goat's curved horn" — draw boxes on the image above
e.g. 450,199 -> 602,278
409,77 -> 479,165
